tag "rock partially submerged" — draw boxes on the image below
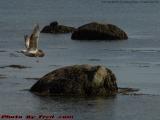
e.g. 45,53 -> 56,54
0,50 -> 7,52
41,21 -> 75,34
0,74 -> 7,79
25,77 -> 40,81
118,87 -> 139,95
30,64 -> 118,96
71,22 -> 128,40
0,65 -> 31,69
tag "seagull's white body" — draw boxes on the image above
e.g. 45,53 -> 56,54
21,24 -> 44,57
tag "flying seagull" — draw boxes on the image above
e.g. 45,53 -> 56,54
21,24 -> 44,57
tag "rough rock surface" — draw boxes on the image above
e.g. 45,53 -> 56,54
71,22 -> 128,40
41,21 -> 75,34
30,64 -> 118,96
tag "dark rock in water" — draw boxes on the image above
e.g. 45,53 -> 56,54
41,21 -> 76,34
118,87 -> 147,96
30,64 -> 118,96
118,87 -> 139,94
0,74 -> 7,79
0,50 -> 7,52
25,77 -> 40,81
71,22 -> 128,40
0,65 -> 31,69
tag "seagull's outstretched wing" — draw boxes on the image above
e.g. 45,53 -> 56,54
24,35 -> 30,49
29,24 -> 40,51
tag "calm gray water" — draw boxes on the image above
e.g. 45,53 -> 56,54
0,0 -> 160,119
